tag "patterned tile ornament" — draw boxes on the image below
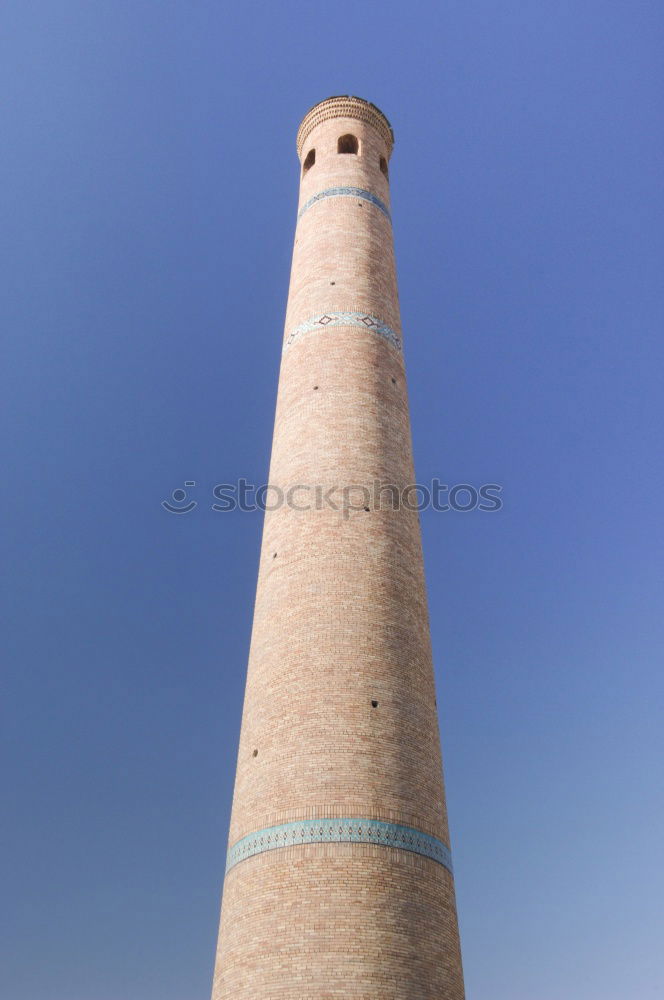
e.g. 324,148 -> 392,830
284,311 -> 402,353
298,187 -> 391,222
226,817 -> 453,874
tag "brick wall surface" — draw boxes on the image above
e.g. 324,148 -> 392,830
210,97 -> 465,999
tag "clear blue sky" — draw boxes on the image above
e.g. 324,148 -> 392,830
2,2 -> 662,998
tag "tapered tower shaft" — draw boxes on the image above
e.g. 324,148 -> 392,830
211,96 -> 465,999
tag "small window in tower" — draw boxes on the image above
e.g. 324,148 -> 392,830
303,148 -> 315,174
338,134 -> 359,155
379,156 -> 389,178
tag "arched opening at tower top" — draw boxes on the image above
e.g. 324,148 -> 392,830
380,156 -> 389,178
302,148 -> 315,174
337,134 -> 359,154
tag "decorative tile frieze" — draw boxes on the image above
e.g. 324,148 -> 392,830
298,186 -> 391,221
283,311 -> 401,353
226,817 -> 453,874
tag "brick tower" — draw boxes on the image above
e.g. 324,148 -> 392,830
210,96 -> 465,999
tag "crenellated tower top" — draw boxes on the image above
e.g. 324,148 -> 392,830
296,95 -> 394,160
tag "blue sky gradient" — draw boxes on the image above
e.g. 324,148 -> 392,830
2,2 -> 663,998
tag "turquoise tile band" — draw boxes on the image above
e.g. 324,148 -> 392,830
298,186 -> 391,221
226,818 -> 453,874
283,310 -> 402,353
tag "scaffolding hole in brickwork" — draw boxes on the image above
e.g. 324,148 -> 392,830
371,700 -> 379,708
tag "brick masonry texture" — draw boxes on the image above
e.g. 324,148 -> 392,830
210,97 -> 466,999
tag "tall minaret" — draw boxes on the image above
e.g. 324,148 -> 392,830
210,96 -> 465,998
